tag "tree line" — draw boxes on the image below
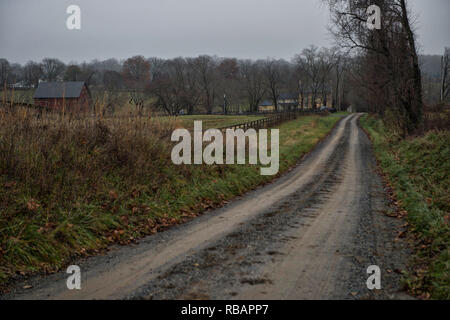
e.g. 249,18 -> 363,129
0,48 -> 354,115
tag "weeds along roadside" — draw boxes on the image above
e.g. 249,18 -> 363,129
360,114 -> 449,300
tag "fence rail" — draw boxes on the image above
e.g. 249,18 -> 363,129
218,110 -> 322,132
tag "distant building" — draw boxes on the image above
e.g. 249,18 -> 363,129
278,93 -> 299,110
258,99 -> 275,112
258,92 -> 333,112
300,92 -> 332,110
258,94 -> 298,112
33,81 -> 91,112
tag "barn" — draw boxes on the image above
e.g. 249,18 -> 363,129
33,81 -> 91,112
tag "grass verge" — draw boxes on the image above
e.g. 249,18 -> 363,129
360,115 -> 449,300
0,109 -> 343,289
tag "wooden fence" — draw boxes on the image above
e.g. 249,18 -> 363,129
218,110 -> 321,132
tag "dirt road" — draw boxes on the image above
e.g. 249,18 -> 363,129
3,114 -> 411,300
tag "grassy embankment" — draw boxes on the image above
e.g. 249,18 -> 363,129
360,115 -> 449,300
0,108 -> 343,287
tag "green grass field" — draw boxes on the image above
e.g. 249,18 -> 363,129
360,115 -> 449,300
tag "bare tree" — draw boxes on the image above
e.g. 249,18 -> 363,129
147,74 -> 177,115
240,60 -> 266,112
10,63 -> 24,84
292,58 -> 310,109
147,58 -> 200,115
148,57 -> 166,81
23,61 -> 42,88
318,47 -> 338,106
331,51 -> 350,110
103,70 -> 123,90
325,0 -> 424,135
170,57 -> 200,115
63,63 -> 96,86
122,56 -> 151,114
193,55 -> 217,114
64,65 -> 82,81
41,58 -> 66,81
294,46 -> 322,109
217,58 -> 240,114
122,55 -> 150,89
262,59 -> 283,111
90,58 -> 122,86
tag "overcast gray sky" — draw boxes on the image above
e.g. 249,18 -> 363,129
0,0 -> 449,64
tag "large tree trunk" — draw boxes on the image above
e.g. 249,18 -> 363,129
399,0 -> 423,133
